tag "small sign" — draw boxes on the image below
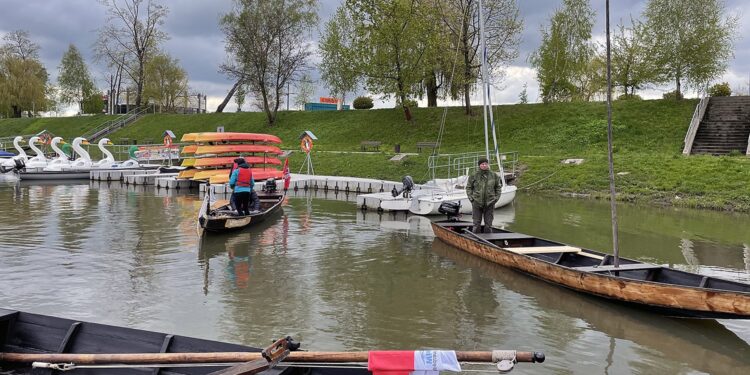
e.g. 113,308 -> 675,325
320,97 -> 338,104
217,126 -> 224,133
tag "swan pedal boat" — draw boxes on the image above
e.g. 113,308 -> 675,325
198,190 -> 285,234
431,220 -> 750,319
0,308 -> 368,375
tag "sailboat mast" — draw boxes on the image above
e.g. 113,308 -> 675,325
605,0 -> 621,267
478,0 -> 490,164
478,0 -> 507,186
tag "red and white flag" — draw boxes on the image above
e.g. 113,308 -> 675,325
368,350 -> 461,375
282,158 -> 291,190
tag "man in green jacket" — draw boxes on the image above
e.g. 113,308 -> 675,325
466,157 -> 502,233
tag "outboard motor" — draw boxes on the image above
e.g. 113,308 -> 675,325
391,175 -> 415,198
13,158 -> 25,172
438,201 -> 461,221
263,179 -> 277,193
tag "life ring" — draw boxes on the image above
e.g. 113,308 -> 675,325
163,135 -> 172,146
300,137 -> 313,153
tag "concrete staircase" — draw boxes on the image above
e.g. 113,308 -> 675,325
690,96 -> 750,155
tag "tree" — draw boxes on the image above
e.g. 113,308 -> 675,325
518,83 -> 527,103
319,6 -> 359,108
347,0 -> 432,122
610,20 -> 654,97
294,74 -> 314,110
220,0 -> 318,126
58,44 -> 96,114
440,0 -> 522,113
142,53 -> 188,112
642,0 -> 737,98
234,82 -> 247,112
0,31 -> 49,117
530,0 -> 595,103
96,0 -> 168,110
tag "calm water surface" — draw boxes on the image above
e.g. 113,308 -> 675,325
1,177 -> 749,375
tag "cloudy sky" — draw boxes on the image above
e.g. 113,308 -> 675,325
1,0 -> 748,114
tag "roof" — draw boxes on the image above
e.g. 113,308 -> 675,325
299,131 -> 318,140
163,130 -> 176,138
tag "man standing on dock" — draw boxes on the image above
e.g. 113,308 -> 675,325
466,157 -> 501,233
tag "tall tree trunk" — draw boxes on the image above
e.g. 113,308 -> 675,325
216,81 -> 241,113
675,73 -> 681,100
462,11 -> 472,115
426,71 -> 439,107
135,60 -> 144,109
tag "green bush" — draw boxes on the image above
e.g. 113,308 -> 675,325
353,96 -> 373,109
662,90 -> 684,100
617,93 -> 642,101
708,82 -> 732,97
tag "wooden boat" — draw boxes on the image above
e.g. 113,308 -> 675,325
198,190 -> 285,234
195,145 -> 283,155
0,308 -> 368,375
431,220 -> 750,319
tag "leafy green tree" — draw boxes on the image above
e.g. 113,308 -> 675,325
142,53 -> 188,112
642,0 -> 737,98
347,0 -> 432,121
319,6 -> 359,108
58,44 -> 96,114
234,82 -> 247,112
530,0 -> 595,103
220,0 -> 318,126
518,83 -> 528,104
610,20 -> 654,97
0,31 -> 49,117
708,82 -> 731,97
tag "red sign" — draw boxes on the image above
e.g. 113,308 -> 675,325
320,97 -> 338,104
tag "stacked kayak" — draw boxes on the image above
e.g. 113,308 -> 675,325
178,132 -> 284,184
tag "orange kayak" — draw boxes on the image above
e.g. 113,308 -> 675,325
181,133 -> 199,142
177,169 -> 199,179
209,169 -> 284,184
194,145 -> 282,155
190,156 -> 282,167
194,132 -> 282,144
181,144 -> 198,154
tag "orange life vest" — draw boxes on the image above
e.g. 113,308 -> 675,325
237,167 -> 253,187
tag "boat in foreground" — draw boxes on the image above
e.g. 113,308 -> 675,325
198,185 -> 285,234
0,308 -> 544,374
431,219 -> 750,319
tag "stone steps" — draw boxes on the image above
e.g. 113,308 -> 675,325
689,97 -> 750,155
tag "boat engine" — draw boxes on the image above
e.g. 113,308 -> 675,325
438,201 -> 461,220
263,179 -> 277,193
391,175 -> 415,198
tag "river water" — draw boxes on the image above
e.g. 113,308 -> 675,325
1,177 -> 749,374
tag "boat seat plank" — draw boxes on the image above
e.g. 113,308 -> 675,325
504,246 -> 581,254
575,263 -> 662,273
475,233 -> 535,240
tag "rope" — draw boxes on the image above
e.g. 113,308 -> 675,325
516,166 -> 562,190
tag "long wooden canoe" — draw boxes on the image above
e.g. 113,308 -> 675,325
431,220 -> 750,319
198,192 -> 285,233
195,145 -> 283,155
183,156 -> 282,168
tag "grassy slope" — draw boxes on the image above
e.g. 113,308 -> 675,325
2,100 -> 749,211
0,115 -> 119,139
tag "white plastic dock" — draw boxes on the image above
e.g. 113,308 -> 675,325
155,176 -> 198,190
124,172 -> 178,185
90,169 -> 158,181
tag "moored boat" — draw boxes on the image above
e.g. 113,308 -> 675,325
431,219 -> 750,319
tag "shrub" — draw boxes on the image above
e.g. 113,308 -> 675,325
353,96 -> 373,109
708,82 -> 732,97
662,90 -> 683,100
617,93 -> 642,101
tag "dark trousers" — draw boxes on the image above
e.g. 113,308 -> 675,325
249,191 -> 260,211
233,191 -> 251,216
472,203 -> 494,233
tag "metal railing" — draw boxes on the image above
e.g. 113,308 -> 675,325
83,106 -> 150,142
427,151 -> 519,181
682,97 -> 710,155
0,130 -> 56,152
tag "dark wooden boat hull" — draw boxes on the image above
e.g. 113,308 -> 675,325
431,221 -> 750,319
0,308 -> 368,375
199,193 -> 284,233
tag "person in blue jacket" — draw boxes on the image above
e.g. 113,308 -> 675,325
229,158 -> 255,216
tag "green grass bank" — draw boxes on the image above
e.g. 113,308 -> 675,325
2,99 -> 749,211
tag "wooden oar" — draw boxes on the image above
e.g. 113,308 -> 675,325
1,350 -> 545,365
